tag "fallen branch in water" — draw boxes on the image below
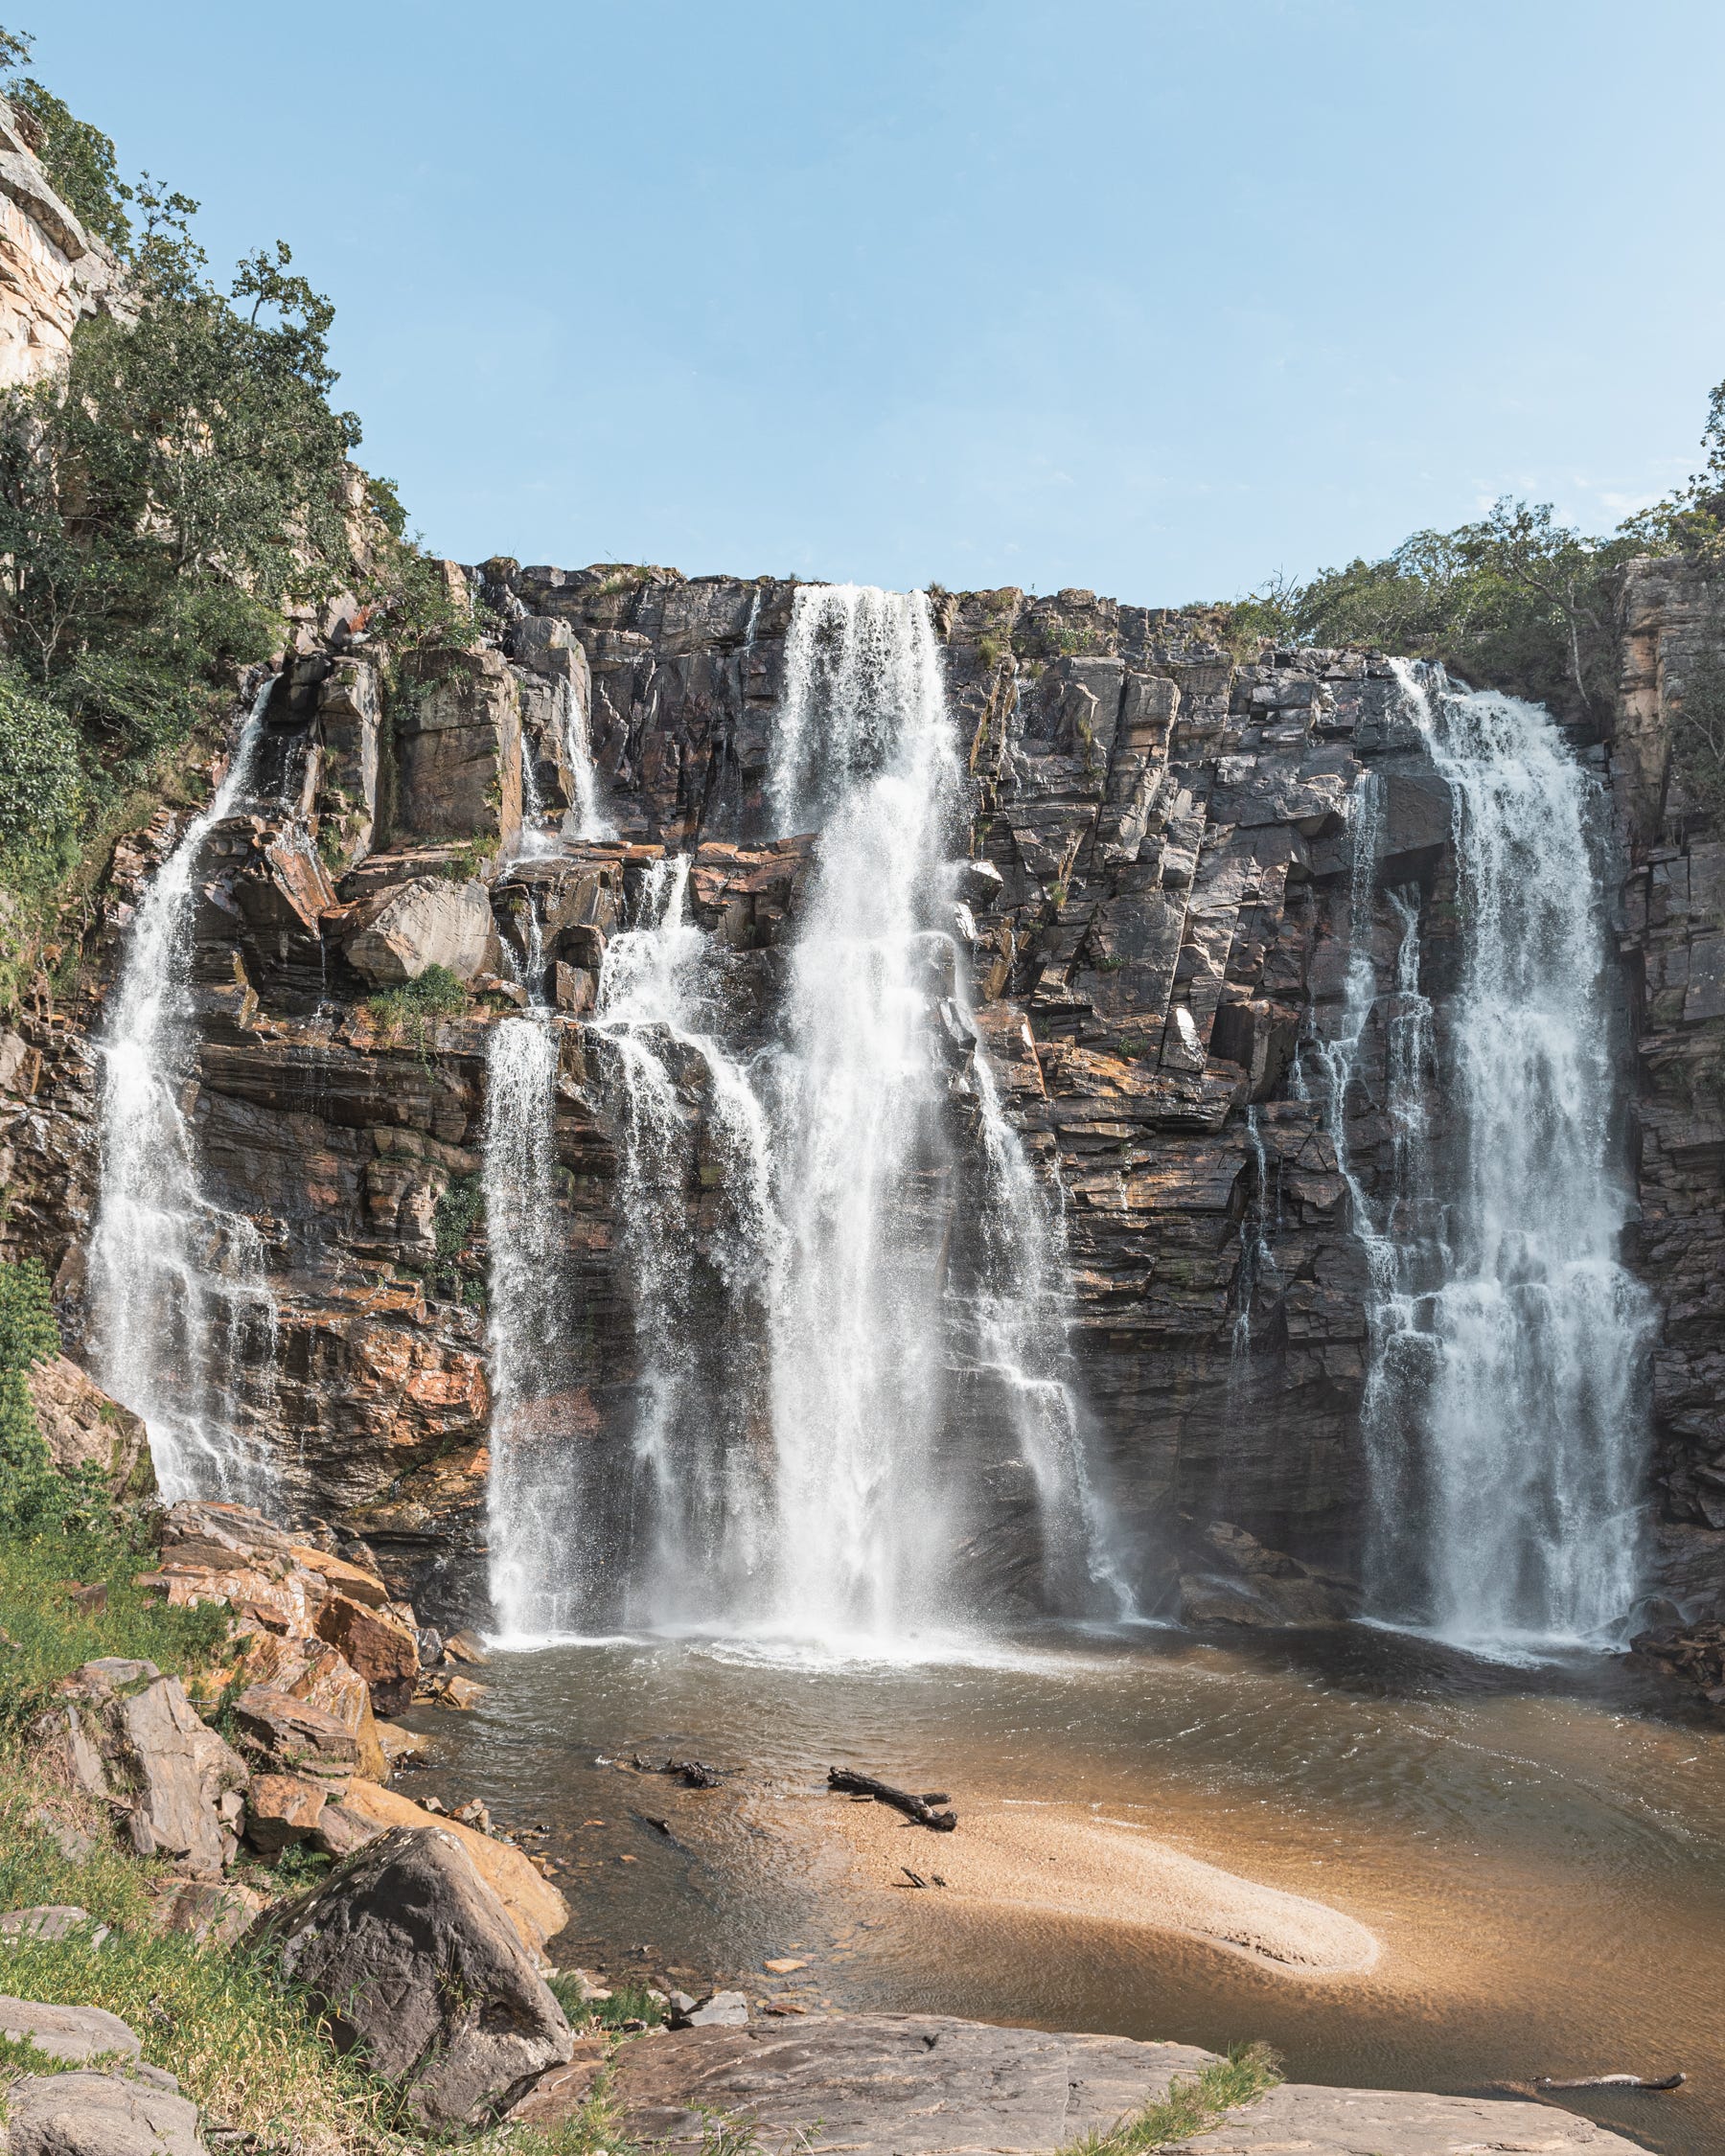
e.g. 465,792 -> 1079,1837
828,1768 -> 956,1830
1536,2073 -> 1686,2092
626,1755 -> 724,1787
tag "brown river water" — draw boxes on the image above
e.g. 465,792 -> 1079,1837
408,1623 -> 1725,2155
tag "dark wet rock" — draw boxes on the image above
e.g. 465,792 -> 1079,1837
254,1823 -> 572,2127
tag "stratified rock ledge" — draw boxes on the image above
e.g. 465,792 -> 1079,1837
509,2012 -> 1646,2154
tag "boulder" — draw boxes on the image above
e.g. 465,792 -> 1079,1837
256,1824 -> 572,2127
33,1662 -> 248,1881
673,1989 -> 749,2030
151,1878 -> 266,1948
312,1594 -> 418,1716
0,1997 -> 139,2063
0,1906 -> 109,1948
3,2070 -> 202,2156
311,1801 -> 384,1859
243,1772 -> 328,1853
339,875 -> 492,988
230,1685 -> 357,1794
337,1778 -> 567,1958
24,1357 -> 153,1501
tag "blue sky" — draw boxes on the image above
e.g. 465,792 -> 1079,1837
38,1 -> 1725,602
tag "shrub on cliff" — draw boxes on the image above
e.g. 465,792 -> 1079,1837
0,27 -> 131,250
1224,373 -> 1725,727
0,1253 -> 84,1534
0,183 -> 360,766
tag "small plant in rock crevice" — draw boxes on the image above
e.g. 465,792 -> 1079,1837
1058,2042 -> 1281,2155
366,964 -> 469,1059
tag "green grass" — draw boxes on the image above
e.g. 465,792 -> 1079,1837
0,1520 -> 230,1728
0,1925 -> 396,2150
0,1785 -> 399,2151
1060,2043 -> 1281,2155
546,1975 -> 666,2031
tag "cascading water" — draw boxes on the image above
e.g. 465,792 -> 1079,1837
565,681 -> 617,843
481,584 -> 1122,1643
764,584 -> 1119,1638
589,857 -> 783,1628
86,680 -> 283,1507
1331,665 -> 1650,1650
483,1013 -> 569,1638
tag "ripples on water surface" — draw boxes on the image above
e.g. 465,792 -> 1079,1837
414,1626 -> 1725,2155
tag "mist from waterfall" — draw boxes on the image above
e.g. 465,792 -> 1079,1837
1335,665 -> 1650,1651
86,679 -> 283,1508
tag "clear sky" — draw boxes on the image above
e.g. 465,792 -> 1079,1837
37,0 -> 1725,604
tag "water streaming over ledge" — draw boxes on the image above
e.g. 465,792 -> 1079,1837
765,584 -> 1121,1637
86,679 -> 284,1508
485,584 -> 1122,1644
590,857 -> 784,1630
483,1013 -> 568,1634
1326,664 -> 1651,1651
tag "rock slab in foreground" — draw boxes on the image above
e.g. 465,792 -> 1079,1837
256,1823 -> 572,2127
3,2071 -> 202,2156
1168,2076 -> 1647,2153
512,2012 -> 1215,2148
509,2013 -> 1649,2156
0,1996 -> 140,2063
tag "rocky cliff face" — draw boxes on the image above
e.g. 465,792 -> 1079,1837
0,95 -> 126,388
1,556 -> 1718,1630
1612,557 -> 1725,1615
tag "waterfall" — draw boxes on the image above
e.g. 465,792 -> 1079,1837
483,1014 -> 572,1638
764,584 -> 1117,1639
86,680 -> 283,1508
590,857 -> 784,1627
967,1051 -> 1135,1618
1335,666 -> 1650,1650
565,677 -> 617,843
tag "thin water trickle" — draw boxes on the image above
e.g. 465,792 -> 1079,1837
86,678 -> 284,1508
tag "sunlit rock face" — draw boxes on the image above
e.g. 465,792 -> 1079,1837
0,98 -> 127,388
0,554 -> 1713,1643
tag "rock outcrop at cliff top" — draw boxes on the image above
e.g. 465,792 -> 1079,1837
1,557 -> 1719,1630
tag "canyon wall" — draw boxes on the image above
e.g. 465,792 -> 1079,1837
0,557 -> 1718,1629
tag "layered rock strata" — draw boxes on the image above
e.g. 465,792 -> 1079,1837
0,558 -> 1717,1627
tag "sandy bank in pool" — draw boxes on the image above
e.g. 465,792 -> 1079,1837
822,1798 -> 1381,1978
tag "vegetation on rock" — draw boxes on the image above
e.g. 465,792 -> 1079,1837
0,25 -> 480,1011
1060,2042 -> 1281,2155
1215,376 -> 1725,746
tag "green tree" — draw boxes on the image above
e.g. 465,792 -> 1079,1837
0,25 -> 132,249
0,181 -> 360,762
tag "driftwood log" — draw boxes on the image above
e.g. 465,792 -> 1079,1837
828,1768 -> 956,1831
1535,2074 -> 1686,2092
